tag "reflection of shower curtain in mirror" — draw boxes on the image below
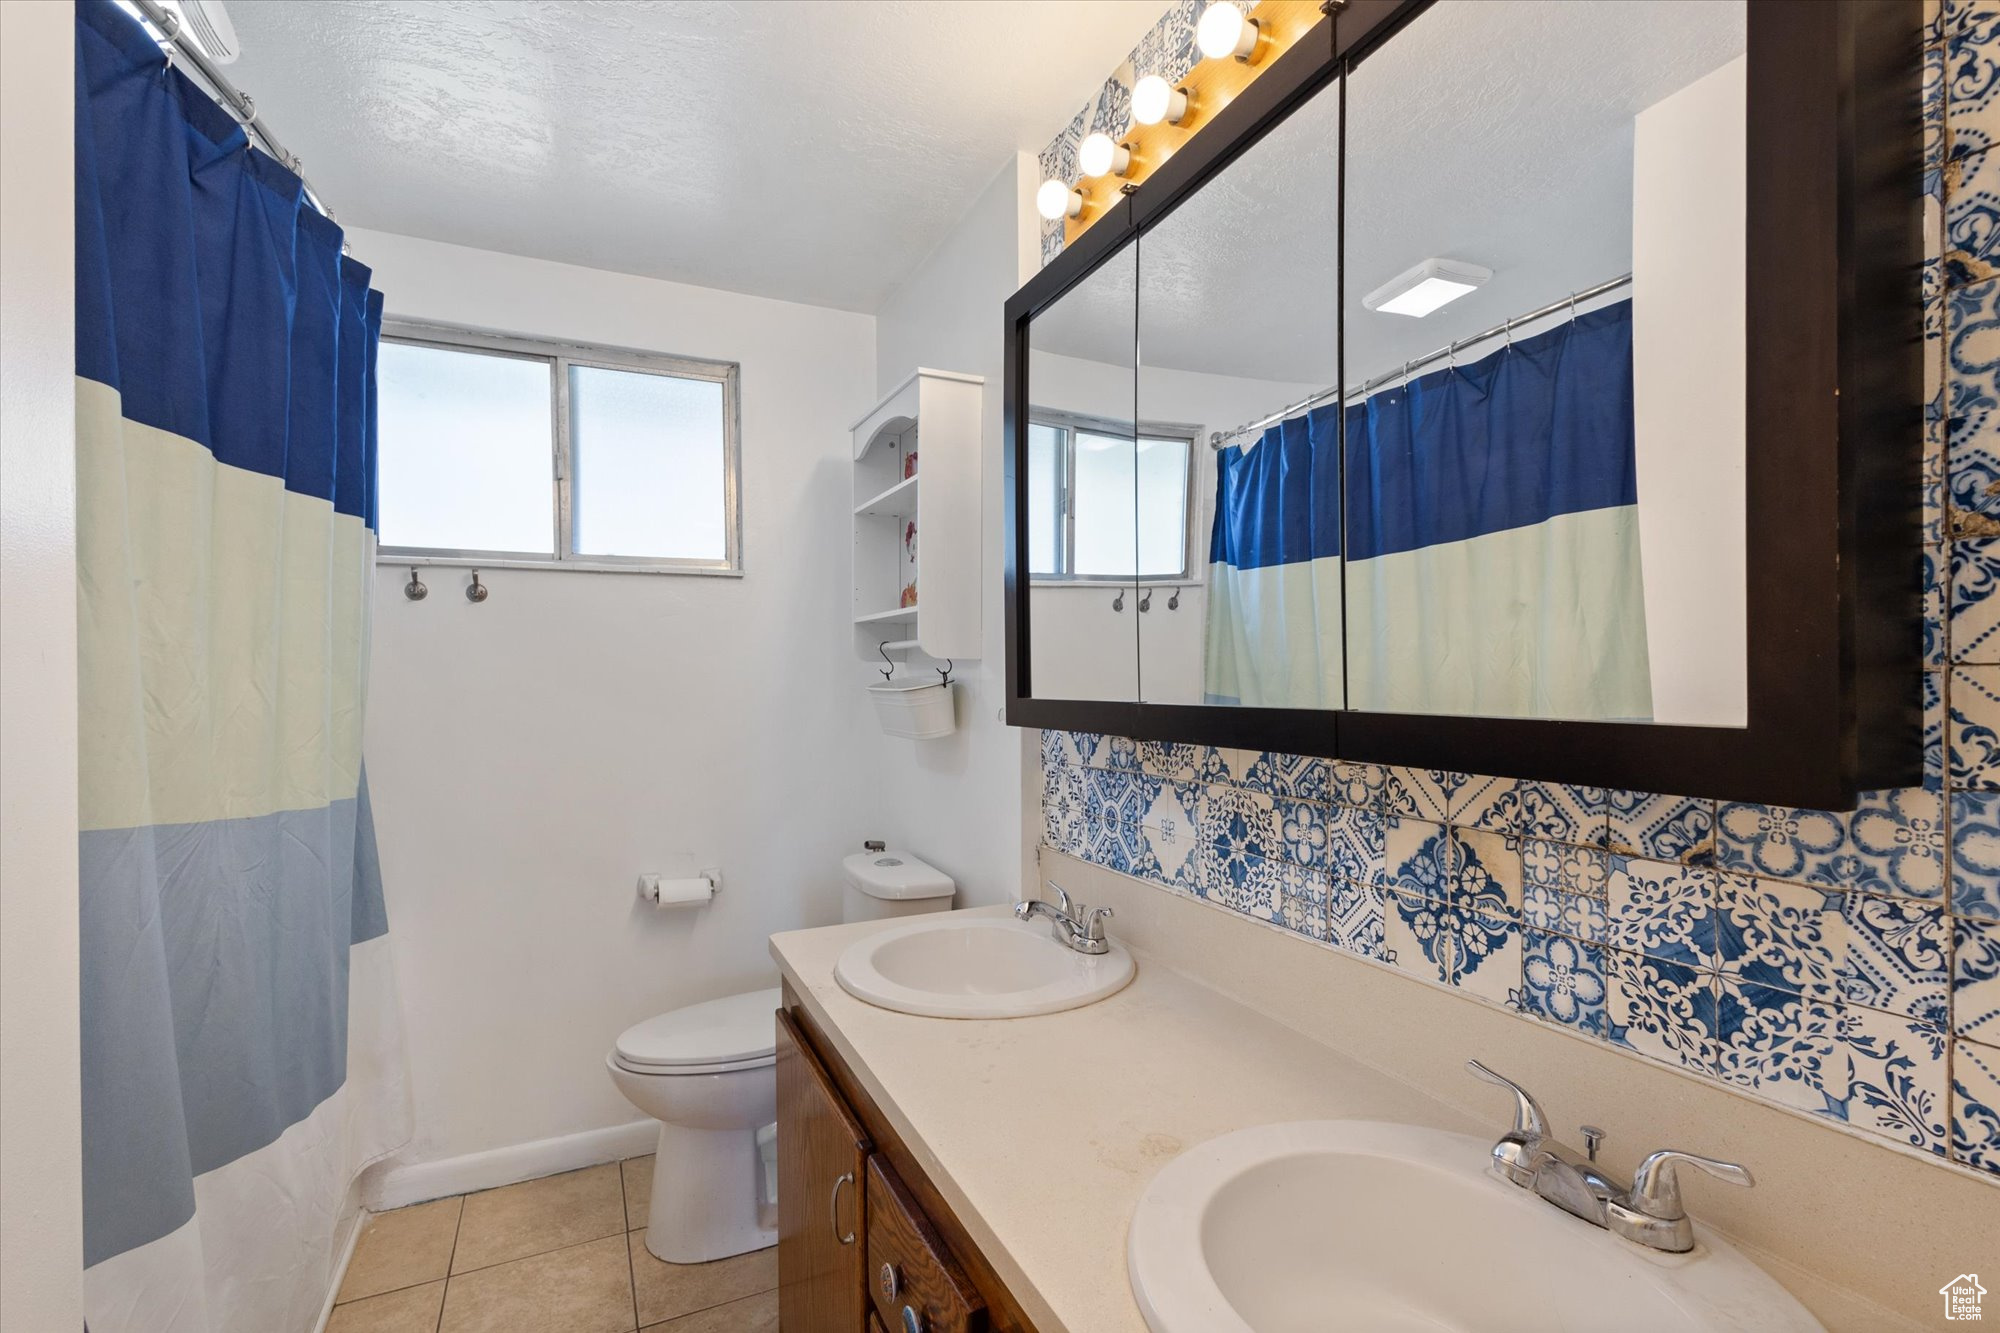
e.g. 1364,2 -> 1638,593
1205,300 -> 1652,719
1205,410 -> 1345,706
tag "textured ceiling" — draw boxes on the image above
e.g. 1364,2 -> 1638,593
223,0 -> 1168,312
1033,0 -> 1744,389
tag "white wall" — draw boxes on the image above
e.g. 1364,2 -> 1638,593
1632,54 -> 1748,727
867,156 -> 1043,907
0,2 -> 83,1326
350,230 -> 877,1164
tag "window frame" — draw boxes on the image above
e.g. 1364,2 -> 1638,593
376,322 -> 744,576
1026,407 -> 1197,585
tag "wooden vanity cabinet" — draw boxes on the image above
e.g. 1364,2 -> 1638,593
777,989 -> 1039,1333
777,1009 -> 872,1333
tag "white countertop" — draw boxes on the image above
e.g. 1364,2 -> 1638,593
769,905 -> 1478,1333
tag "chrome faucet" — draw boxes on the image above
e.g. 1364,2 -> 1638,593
1467,1060 -> 1752,1253
1014,883 -> 1114,955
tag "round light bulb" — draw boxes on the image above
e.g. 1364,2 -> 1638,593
1196,2 -> 1259,61
1077,132 -> 1130,178
1036,178 -> 1081,221
1128,74 -> 1168,127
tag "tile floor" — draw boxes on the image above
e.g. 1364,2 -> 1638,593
327,1156 -> 776,1333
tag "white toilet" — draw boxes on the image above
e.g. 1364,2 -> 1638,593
607,848 -> 955,1263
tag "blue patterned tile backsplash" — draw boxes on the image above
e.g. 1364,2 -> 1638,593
1035,3 -> 2000,1182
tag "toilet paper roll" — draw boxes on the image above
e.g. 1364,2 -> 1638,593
638,871 -> 717,909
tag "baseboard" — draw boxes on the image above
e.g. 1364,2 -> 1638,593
311,1206 -> 367,1333
364,1119 -> 660,1211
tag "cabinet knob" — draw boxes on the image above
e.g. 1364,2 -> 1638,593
901,1305 -> 925,1333
878,1261 -> 901,1303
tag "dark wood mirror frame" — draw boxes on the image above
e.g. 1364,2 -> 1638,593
1003,0 -> 1923,811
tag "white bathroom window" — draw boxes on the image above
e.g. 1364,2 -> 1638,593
1027,410 -> 1193,582
376,325 -> 742,573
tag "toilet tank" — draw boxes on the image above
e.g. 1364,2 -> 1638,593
841,849 -> 955,922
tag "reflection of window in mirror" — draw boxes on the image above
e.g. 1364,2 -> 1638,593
1027,411 -> 1193,583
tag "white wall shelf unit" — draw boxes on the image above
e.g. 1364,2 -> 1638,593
851,368 -> 983,663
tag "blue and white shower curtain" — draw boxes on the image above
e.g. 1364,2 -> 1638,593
75,4 -> 412,1329
1206,300 -> 1652,719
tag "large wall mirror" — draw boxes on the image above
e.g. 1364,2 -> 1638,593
1004,0 -> 1920,808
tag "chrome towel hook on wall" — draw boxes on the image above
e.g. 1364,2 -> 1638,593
466,570 -> 488,603
404,568 -> 427,601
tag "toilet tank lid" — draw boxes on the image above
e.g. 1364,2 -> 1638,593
842,850 -> 955,900
613,987 -> 781,1069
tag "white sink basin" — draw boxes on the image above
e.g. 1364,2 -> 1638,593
1128,1121 -> 1821,1333
834,915 -> 1134,1018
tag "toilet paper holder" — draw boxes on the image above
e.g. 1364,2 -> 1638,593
637,869 -> 721,908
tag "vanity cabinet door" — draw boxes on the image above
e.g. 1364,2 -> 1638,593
778,1008 -> 872,1333
865,1155 -> 986,1333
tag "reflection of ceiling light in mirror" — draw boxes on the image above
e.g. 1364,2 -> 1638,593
1196,2 -> 1260,61
1037,179 -> 1085,221
1131,75 -> 1191,126
1078,132 -> 1131,178
1362,259 -> 1493,318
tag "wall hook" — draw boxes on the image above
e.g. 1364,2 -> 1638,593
1112,588 -> 1126,612
1167,588 -> 1181,611
878,640 -> 897,682
466,570 -> 488,603
1138,589 -> 1152,613
404,567 -> 428,601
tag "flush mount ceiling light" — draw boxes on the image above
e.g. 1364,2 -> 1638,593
1078,132 -> 1132,178
1196,2 -> 1262,62
1037,178 -> 1085,221
1362,258 -> 1493,318
1131,75 -> 1192,127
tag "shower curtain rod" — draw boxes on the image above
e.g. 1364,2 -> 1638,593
128,0 -> 334,220
1209,272 -> 1634,449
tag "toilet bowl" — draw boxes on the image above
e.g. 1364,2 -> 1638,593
607,987 -> 782,1263
608,849 -> 955,1264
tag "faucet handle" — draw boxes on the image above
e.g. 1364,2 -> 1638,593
1081,905 -> 1114,940
1627,1149 -> 1754,1221
1048,882 -> 1074,916
1466,1060 -> 1549,1142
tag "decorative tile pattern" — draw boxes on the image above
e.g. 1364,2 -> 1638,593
1605,859 -> 1717,969
1951,536 -> 2000,661
1328,878 -> 1385,959
1716,789 -> 1946,901
1240,750 -> 1329,803
1956,791 -> 2000,916
1324,803 -> 1386,884
1951,665 -> 2000,787
1024,0 -> 2000,1184
1520,931 -> 1606,1035
1949,1037 -> 2000,1173
1840,1009 -> 1951,1156
1955,915 -> 2000,1037
1714,876 -> 1845,1001
1519,782 -> 1607,846
1840,895 -> 1950,1024
1604,791 -> 1715,863
1452,774 -> 1521,833
1383,768 -> 1464,822
1605,951 -> 1715,1075
1713,980 -> 1846,1113
1946,276 -> 2000,528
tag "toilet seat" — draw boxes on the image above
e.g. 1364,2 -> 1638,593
612,987 -> 780,1075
